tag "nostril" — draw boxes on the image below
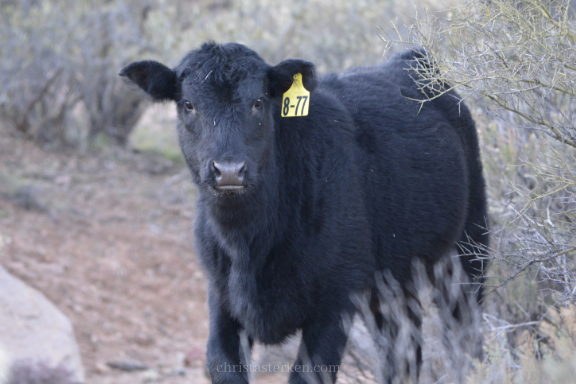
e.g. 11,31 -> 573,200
238,161 -> 246,177
212,161 -> 222,178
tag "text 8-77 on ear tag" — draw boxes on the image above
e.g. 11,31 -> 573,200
281,73 -> 310,117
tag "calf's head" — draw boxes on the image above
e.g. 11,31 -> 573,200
120,42 -> 316,199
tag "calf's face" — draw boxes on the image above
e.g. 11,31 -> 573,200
120,43 -> 316,198
177,64 -> 273,194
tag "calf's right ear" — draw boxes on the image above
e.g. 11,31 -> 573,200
119,60 -> 177,102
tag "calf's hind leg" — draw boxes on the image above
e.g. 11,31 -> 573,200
428,248 -> 485,380
368,274 -> 423,384
289,307 -> 353,384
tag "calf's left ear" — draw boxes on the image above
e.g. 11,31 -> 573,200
119,60 -> 178,102
268,59 -> 317,101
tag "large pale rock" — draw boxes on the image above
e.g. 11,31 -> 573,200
0,343 -> 8,384
0,266 -> 85,383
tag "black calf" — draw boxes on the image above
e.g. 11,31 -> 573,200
121,42 -> 488,383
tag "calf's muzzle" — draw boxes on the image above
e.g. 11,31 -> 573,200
212,161 -> 246,191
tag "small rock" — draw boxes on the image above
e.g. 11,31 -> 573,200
5,185 -> 46,212
168,368 -> 186,377
94,362 -> 110,374
184,345 -> 205,367
130,332 -> 155,347
54,175 -> 71,185
141,369 -> 160,382
0,233 -> 12,249
107,361 -> 148,372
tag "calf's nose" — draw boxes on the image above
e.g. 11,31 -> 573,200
213,161 -> 246,187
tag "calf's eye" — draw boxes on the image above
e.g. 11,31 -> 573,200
253,98 -> 263,109
184,100 -> 194,112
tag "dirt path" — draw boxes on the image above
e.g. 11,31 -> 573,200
0,135 -> 210,383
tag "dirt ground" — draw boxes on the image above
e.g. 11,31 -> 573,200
0,133 -> 213,383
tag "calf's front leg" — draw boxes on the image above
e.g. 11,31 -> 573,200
206,292 -> 249,384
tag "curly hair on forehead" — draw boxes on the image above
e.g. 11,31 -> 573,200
177,42 -> 268,89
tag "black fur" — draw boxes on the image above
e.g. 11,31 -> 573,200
268,58 -> 317,100
119,60 -> 178,102
121,43 -> 489,384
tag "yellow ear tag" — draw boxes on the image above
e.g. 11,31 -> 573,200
281,73 -> 310,117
